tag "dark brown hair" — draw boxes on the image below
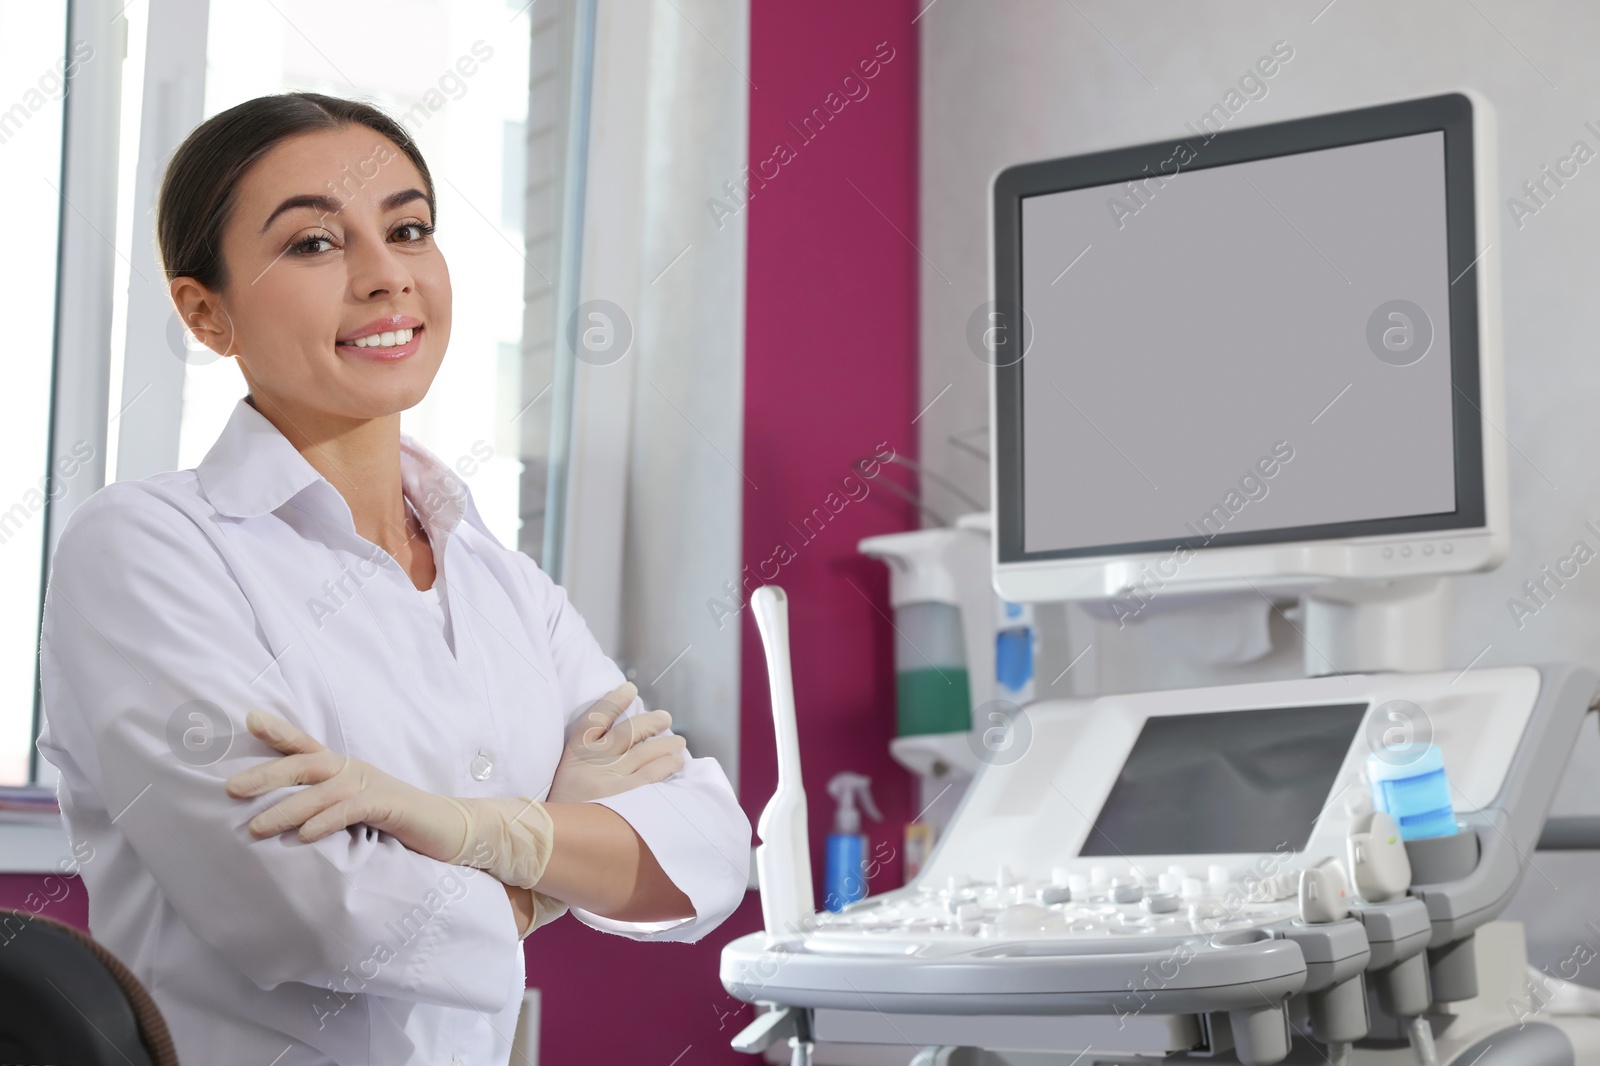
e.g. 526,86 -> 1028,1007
155,91 -> 435,293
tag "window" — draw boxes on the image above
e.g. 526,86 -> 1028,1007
0,0 -> 72,785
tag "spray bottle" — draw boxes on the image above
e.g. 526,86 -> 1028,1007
824,772 -> 882,911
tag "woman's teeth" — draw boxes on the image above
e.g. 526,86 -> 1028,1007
344,327 -> 416,348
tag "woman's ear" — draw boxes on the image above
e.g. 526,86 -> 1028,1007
170,278 -> 237,359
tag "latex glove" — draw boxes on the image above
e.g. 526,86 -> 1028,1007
547,681 -> 688,804
513,887 -> 571,939
225,709 -> 556,892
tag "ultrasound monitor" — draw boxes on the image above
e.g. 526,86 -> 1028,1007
988,92 -> 1506,603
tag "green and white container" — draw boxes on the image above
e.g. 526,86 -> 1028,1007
859,526 -> 991,738
892,601 -> 973,735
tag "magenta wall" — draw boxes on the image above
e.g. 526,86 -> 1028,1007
0,871 -> 90,928
737,0 -> 922,929
4,4 -> 921,1063
533,3 -> 922,1059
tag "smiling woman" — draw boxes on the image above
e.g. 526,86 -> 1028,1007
166,4 -> 568,570
34,91 -> 750,1066
160,96 -> 453,434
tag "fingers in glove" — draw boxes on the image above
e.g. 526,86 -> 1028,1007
608,708 -> 673,751
632,746 -> 688,786
243,708 -> 328,756
577,708 -> 672,764
297,794 -> 396,843
226,749 -> 348,799
612,733 -> 688,778
246,776 -> 355,837
570,682 -> 638,748
524,891 -> 570,939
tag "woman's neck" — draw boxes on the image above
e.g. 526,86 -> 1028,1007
245,391 -> 412,558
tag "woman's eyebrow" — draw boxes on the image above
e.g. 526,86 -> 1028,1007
259,188 -> 429,234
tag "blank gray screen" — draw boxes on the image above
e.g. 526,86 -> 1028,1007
1021,131 -> 1457,553
1080,703 -> 1367,856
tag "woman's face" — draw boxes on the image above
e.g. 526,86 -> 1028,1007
177,124 -> 451,425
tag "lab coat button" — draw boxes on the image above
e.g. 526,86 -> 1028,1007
470,751 -> 493,780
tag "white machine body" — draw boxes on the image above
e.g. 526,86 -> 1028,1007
913,668 -> 1528,899
723,663 -> 1599,1065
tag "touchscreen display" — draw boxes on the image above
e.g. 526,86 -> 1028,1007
1080,702 -> 1368,856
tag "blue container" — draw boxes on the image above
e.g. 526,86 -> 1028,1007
1367,745 -> 1457,840
995,626 -> 1034,694
824,833 -> 867,911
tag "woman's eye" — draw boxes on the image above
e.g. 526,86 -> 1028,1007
288,221 -> 433,257
394,221 -> 436,243
290,232 -> 335,256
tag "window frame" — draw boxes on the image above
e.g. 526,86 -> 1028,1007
32,0 -> 145,789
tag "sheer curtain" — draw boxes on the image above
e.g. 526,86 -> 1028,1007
559,0 -> 748,785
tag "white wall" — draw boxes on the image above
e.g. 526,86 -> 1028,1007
920,0 -> 1600,981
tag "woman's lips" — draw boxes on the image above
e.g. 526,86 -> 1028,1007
337,325 -> 423,361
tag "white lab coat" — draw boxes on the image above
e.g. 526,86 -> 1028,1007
36,396 -> 752,1066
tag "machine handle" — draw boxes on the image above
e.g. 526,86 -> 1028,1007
752,586 -> 815,945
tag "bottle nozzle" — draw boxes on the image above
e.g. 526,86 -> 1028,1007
827,771 -> 881,835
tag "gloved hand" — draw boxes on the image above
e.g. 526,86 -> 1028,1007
225,710 -> 556,894
514,888 -> 570,939
546,681 -> 688,804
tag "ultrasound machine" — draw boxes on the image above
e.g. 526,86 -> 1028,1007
721,92 -> 1600,1066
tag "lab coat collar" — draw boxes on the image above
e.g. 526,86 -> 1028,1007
195,395 -> 470,538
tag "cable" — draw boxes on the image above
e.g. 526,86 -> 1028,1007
1407,1015 -> 1440,1066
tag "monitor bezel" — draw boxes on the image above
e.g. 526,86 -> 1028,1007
993,92 -> 1486,566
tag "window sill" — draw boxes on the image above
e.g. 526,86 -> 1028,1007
0,819 -> 70,874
